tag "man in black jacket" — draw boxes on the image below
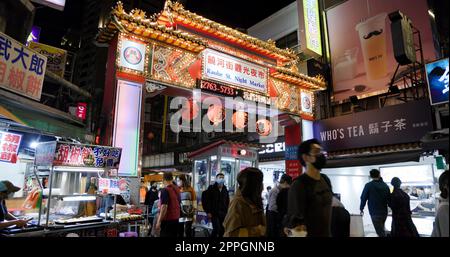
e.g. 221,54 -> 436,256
203,173 -> 230,237
284,139 -> 333,237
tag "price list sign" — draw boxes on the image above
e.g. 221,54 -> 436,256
0,131 -> 22,163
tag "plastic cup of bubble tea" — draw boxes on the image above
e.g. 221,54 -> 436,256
355,13 -> 388,81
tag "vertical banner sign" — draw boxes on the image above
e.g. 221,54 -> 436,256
0,131 -> 22,163
0,32 -> 47,101
76,102 -> 87,120
113,80 -> 142,177
299,0 -> 323,57
285,124 -> 302,179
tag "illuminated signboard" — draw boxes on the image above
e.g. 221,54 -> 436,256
0,131 -> 22,163
98,178 -> 127,195
197,79 -> 243,97
113,80 -> 142,177
29,42 -> 67,78
52,143 -> 121,168
0,31 -> 47,101
76,102 -> 87,120
119,38 -> 146,73
31,0 -> 66,11
299,0 -> 322,57
300,90 -> 314,114
203,49 -> 268,93
27,26 -> 41,45
425,58 -> 449,105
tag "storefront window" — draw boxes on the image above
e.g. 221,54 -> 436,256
193,159 -> 208,197
220,157 -> 236,194
210,156 -> 218,183
380,165 -> 436,217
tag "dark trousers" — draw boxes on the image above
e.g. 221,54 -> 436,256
160,220 -> 179,237
147,217 -> 154,236
371,215 -> 387,237
178,221 -> 193,237
211,215 -> 225,238
266,210 -> 279,237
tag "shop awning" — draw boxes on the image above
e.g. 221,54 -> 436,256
0,102 -> 88,141
0,105 -> 28,126
325,149 -> 424,168
187,139 -> 260,159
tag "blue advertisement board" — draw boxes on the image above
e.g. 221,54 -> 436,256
425,58 -> 449,105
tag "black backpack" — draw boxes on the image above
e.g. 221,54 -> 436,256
201,187 -> 210,213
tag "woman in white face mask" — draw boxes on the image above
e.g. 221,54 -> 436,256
0,180 -> 29,230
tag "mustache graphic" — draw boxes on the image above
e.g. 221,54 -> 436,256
363,29 -> 383,39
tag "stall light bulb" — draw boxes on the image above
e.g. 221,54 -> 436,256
30,141 -> 39,149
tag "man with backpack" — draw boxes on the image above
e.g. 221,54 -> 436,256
202,173 -> 230,237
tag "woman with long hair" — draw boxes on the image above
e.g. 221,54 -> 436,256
223,167 -> 266,237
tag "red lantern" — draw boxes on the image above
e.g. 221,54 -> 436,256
207,105 -> 226,125
232,111 -> 248,129
256,119 -> 272,136
181,99 -> 199,121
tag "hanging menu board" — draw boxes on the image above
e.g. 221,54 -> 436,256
35,141 -> 122,168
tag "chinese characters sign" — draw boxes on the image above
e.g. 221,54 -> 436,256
76,102 -> 87,120
34,142 -> 122,168
313,100 -> 433,152
203,49 -> 267,93
299,0 -> 322,57
98,178 -> 127,195
0,31 -> 47,101
285,124 -> 302,179
425,58 -> 449,105
53,143 -> 122,168
0,131 -> 22,163
28,42 -> 67,78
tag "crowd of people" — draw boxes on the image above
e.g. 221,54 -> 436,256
2,139 -> 447,238
139,138 -> 448,238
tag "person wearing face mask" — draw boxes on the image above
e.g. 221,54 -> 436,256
0,181 -> 29,230
223,167 -> 266,237
360,169 -> 390,237
203,173 -> 230,237
283,139 -> 333,237
156,172 -> 181,237
177,174 -> 196,237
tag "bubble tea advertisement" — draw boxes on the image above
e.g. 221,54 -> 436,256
327,0 -> 436,102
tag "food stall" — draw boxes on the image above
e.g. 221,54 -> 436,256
1,141 -> 144,237
187,140 -> 259,231
29,141 -> 123,236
